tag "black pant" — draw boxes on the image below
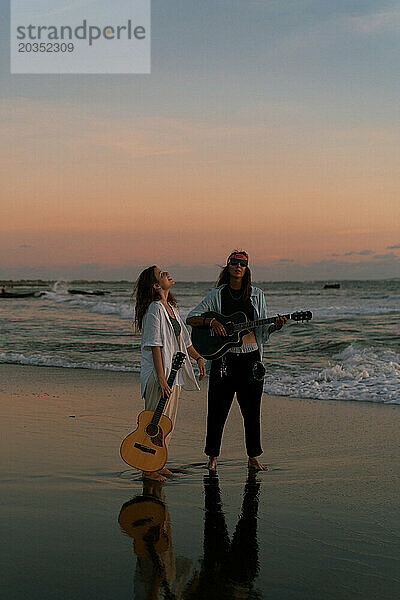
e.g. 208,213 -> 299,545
205,350 -> 263,458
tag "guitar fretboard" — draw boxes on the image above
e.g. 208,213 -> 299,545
233,313 -> 291,332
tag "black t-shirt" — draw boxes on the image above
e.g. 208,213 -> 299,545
221,285 -> 254,321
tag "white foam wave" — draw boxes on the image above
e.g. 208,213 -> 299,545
90,301 -> 134,319
42,290 -> 134,320
0,352 -> 138,372
264,344 -> 400,404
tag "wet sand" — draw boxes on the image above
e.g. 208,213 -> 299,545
1,364 -> 399,599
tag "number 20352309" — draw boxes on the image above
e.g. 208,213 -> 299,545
18,42 -> 74,52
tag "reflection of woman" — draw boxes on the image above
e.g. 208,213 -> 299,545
134,266 -> 206,482
184,474 -> 262,600
187,250 -> 286,472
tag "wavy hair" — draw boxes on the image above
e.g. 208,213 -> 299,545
133,266 -> 177,332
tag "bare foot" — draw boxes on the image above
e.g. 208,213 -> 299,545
142,471 -> 167,482
158,467 -> 173,476
206,456 -> 217,472
248,458 -> 268,471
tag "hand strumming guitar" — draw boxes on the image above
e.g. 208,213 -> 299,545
210,318 -> 227,336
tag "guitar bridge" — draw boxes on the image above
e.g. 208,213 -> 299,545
134,443 -> 156,455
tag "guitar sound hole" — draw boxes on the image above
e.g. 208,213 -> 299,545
145,423 -> 159,437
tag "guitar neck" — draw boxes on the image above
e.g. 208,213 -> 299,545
233,313 -> 291,332
151,368 -> 179,425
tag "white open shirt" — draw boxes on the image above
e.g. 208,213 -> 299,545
140,300 -> 200,398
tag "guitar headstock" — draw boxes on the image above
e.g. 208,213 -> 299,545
172,352 -> 186,370
291,310 -> 313,322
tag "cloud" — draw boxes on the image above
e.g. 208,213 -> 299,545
387,243 -> 400,249
350,7 -> 400,34
373,252 -> 399,260
329,250 -> 373,257
0,98 -> 265,166
343,250 -> 374,256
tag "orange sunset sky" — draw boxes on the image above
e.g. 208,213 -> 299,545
1,2 -> 400,280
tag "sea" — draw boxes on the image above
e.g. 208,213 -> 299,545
1,279 -> 399,404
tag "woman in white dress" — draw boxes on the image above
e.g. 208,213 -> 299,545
134,266 -> 206,481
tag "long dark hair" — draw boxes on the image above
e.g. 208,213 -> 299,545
133,266 -> 177,332
216,263 -> 252,301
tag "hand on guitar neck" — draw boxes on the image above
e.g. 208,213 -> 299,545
268,314 -> 287,334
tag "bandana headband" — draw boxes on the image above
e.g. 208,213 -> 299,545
227,251 -> 249,265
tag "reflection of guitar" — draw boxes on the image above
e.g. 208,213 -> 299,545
118,489 -> 177,599
118,496 -> 169,558
191,310 -> 313,360
120,352 -> 186,472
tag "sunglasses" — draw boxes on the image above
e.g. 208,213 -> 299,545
229,258 -> 247,267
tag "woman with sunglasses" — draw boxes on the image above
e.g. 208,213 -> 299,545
186,250 -> 286,473
134,266 -> 206,482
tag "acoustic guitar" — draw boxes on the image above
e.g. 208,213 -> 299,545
120,352 -> 186,472
191,310 -> 312,359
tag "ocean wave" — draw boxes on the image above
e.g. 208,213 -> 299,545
311,305 -> 400,318
42,290 -> 134,320
264,344 -> 400,404
359,295 -> 390,300
41,284 -> 400,323
0,352 -> 138,372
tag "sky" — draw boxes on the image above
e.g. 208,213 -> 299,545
1,0 -> 400,281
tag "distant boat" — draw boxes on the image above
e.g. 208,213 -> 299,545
0,290 -> 44,298
323,283 -> 340,289
68,289 -> 109,296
